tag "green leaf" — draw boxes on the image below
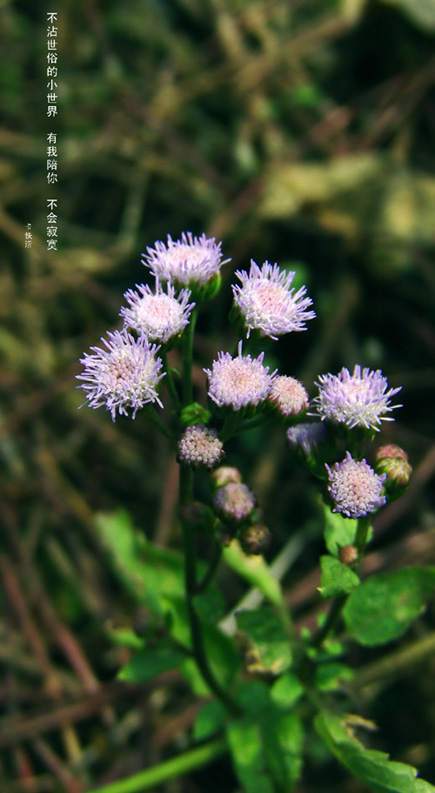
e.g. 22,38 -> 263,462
223,540 -> 285,609
270,672 -> 304,709
319,556 -> 360,599
193,700 -> 226,742
193,586 -> 225,624
106,627 -> 145,650
236,606 -> 292,674
382,0 -> 435,32
227,718 -> 274,793
343,568 -> 435,646
118,642 -> 185,683
323,508 -> 358,557
261,712 -> 304,792
314,661 -> 354,691
95,510 -> 187,616
315,711 -> 435,793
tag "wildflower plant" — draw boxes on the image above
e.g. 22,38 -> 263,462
78,234 -> 435,793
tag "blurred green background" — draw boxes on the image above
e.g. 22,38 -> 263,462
1,0 -> 435,790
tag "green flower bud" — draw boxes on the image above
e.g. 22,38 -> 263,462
211,465 -> 243,490
239,524 -> 271,555
374,445 -> 412,490
180,402 -> 212,427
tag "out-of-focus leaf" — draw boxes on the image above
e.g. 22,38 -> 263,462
193,700 -> 226,742
223,540 -> 284,609
382,0 -> 435,31
343,568 -> 435,645
270,672 -> 304,709
314,661 -> 354,691
315,711 -> 435,792
227,718 -> 274,793
319,556 -> 360,599
118,642 -> 185,683
236,606 -> 292,674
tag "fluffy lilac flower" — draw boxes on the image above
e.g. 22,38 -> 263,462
268,376 -> 309,418
77,330 -> 164,421
213,482 -> 256,522
232,260 -> 315,339
120,280 -> 194,344
326,452 -> 387,518
178,425 -> 224,469
142,232 -> 229,287
204,341 -> 276,411
287,422 -> 326,456
313,365 -> 402,431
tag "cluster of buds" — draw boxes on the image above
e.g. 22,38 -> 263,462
210,466 -> 271,555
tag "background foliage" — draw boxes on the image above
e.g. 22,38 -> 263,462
1,0 -> 434,791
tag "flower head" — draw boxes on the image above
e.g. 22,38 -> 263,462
77,330 -> 164,421
325,452 -> 386,518
287,422 -> 326,456
204,341 -> 276,411
232,260 -> 315,339
120,280 -> 194,344
177,425 -> 224,469
142,232 -> 229,288
268,375 -> 309,418
213,482 -> 256,522
313,365 -> 402,431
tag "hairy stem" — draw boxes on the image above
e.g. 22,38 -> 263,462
182,308 -> 197,406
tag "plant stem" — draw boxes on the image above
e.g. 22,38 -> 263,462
146,407 -> 175,442
161,350 -> 181,411
178,319 -> 242,716
311,515 -> 372,648
86,738 -> 227,793
355,515 -> 371,558
196,542 -> 222,594
311,594 -> 347,649
182,308 -> 197,406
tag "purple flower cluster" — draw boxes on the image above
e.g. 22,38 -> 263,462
204,341 -> 276,411
120,280 -> 193,344
143,232 -> 229,288
325,452 -> 386,518
77,330 -> 164,421
313,365 -> 402,431
178,425 -> 224,469
232,260 -> 315,339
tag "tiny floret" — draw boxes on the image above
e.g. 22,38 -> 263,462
178,425 -> 224,469
77,330 -> 164,421
313,365 -> 402,431
213,482 -> 256,522
120,280 -> 194,344
268,376 -> 309,418
142,232 -> 229,287
325,452 -> 386,518
232,260 -> 315,339
204,341 -> 276,411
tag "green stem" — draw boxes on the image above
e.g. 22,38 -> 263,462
182,308 -> 197,406
355,515 -> 371,558
146,407 -> 175,442
311,594 -> 347,649
311,515 -> 372,649
86,738 -> 227,793
179,467 -> 242,716
161,350 -> 181,411
196,542 -> 222,594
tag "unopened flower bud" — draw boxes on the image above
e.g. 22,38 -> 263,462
239,524 -> 271,555
338,545 -> 358,565
213,482 -> 256,524
374,445 -> 412,490
267,376 -> 309,421
180,402 -> 212,427
211,465 -> 243,489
